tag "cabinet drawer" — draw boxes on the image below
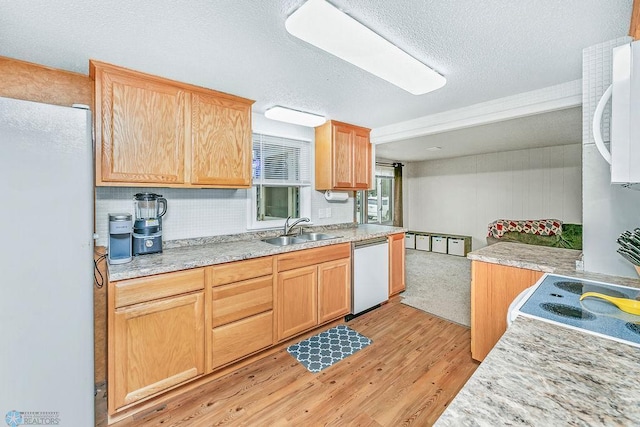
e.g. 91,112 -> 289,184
277,243 -> 351,272
211,276 -> 273,327
210,256 -> 273,287
210,311 -> 273,369
114,268 -> 205,308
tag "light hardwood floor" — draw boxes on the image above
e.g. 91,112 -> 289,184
96,299 -> 478,426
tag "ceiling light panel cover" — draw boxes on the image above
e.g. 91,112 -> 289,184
286,0 -> 446,95
265,106 -> 327,127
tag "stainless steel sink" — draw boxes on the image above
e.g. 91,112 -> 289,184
262,232 -> 340,246
298,232 -> 338,241
262,236 -> 308,246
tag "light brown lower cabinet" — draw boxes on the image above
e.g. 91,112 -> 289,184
277,265 -> 319,341
208,259 -> 275,371
318,258 -> 351,323
276,244 -> 351,342
110,291 -> 205,412
389,233 -> 406,295
108,245 -> 356,420
470,260 -> 543,361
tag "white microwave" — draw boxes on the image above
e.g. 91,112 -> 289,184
593,40 -> 640,186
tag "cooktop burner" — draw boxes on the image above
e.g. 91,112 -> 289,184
625,323 -> 640,336
513,274 -> 640,349
540,302 -> 596,320
554,280 -> 628,298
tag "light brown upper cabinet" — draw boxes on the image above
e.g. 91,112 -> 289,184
315,120 -> 372,190
190,91 -> 252,187
90,60 -> 254,188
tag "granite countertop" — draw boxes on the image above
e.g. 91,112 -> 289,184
436,243 -> 640,425
467,241 -> 582,272
436,315 -> 640,426
108,223 -> 406,281
467,241 -> 640,287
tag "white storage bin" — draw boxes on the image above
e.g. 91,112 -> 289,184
415,235 -> 431,251
431,236 -> 447,253
405,233 -> 415,249
448,238 -> 466,256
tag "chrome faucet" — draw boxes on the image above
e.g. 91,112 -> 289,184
283,216 -> 311,235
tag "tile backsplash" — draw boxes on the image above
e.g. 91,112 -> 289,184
95,186 -> 354,247
95,187 -> 249,246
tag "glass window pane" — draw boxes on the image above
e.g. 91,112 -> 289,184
256,185 -> 299,221
355,191 -> 364,224
367,189 -> 377,222
380,177 -> 393,224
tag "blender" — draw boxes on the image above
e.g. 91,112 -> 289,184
132,193 -> 167,255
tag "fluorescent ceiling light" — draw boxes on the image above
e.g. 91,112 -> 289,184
264,106 -> 327,127
286,0 -> 446,95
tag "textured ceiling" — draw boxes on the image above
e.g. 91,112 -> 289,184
0,1 -> 632,159
375,107 -> 583,162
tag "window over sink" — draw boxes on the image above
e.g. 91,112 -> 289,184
247,133 -> 311,230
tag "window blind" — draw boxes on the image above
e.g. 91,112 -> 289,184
375,165 -> 395,178
252,133 -> 311,186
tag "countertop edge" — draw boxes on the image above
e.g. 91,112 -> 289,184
108,225 -> 407,281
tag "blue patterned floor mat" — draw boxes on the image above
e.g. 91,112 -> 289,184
286,325 -> 372,373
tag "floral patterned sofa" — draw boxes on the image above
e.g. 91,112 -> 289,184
486,219 -> 582,250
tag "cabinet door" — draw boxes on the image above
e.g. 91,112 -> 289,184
96,68 -> 187,184
389,233 -> 406,295
318,258 -> 351,323
470,261 -> 543,361
352,128 -> 371,189
277,265 -> 318,341
332,124 -> 354,188
190,92 -> 252,187
110,292 -> 204,411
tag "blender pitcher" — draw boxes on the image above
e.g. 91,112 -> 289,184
133,193 -> 167,220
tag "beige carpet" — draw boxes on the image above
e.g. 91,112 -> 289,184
401,249 -> 471,327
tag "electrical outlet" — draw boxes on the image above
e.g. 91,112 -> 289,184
318,208 -> 325,219
326,207 -> 332,218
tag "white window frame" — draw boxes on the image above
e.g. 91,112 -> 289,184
246,133 -> 312,230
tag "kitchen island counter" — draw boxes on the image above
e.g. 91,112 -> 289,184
436,314 -> 640,426
438,243 -> 640,425
467,241 -> 581,273
468,241 -> 640,287
107,223 -> 405,281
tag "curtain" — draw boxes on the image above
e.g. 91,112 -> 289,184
393,163 -> 403,227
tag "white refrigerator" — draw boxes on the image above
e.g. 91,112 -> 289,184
0,96 -> 94,426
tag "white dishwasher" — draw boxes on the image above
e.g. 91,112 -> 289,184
348,237 -> 389,320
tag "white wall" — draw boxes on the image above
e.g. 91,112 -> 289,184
582,37 -> 640,278
95,113 -> 354,246
404,144 -> 582,250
